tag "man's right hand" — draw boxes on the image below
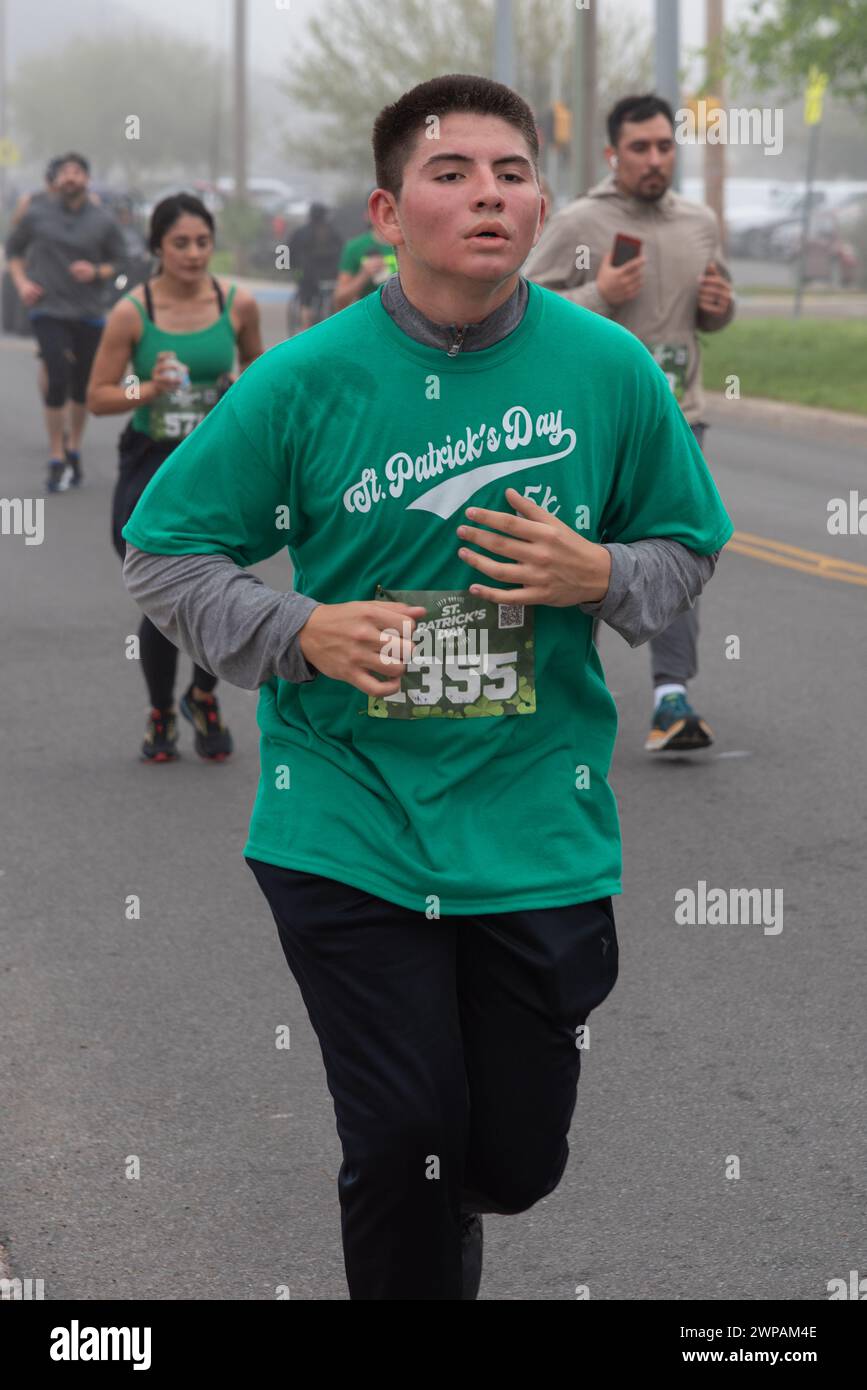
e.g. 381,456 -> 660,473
596,250 -> 646,307
18,278 -> 44,306
299,601 -> 427,696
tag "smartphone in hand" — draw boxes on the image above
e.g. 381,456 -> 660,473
611,233 -> 642,267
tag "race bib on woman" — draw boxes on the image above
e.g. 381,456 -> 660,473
149,382 -> 222,442
368,586 -> 536,720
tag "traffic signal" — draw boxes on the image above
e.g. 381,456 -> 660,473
553,102 -> 572,148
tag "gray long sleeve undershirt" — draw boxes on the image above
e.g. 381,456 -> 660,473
121,536 -> 718,690
122,273 -> 720,689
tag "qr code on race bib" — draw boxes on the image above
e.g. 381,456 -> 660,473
498,603 -> 525,630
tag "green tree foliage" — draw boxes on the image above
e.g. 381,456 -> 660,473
727,0 -> 867,108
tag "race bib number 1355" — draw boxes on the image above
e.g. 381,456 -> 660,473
368,586 -> 536,720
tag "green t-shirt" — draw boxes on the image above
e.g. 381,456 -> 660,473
122,282 -> 733,915
337,230 -> 398,294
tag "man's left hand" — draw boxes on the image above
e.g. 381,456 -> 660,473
456,487 -> 611,607
697,261 -> 732,317
69,260 -> 98,282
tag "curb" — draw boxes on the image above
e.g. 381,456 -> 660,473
703,392 -> 867,440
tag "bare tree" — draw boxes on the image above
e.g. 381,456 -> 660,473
281,0 -> 652,187
10,31 -> 233,188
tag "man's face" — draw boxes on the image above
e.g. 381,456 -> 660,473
372,112 -> 546,284
609,115 -> 676,201
55,161 -> 88,201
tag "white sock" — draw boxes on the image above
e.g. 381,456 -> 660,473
654,683 -> 687,706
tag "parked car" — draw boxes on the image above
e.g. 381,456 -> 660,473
728,187 -> 822,259
727,182 -> 867,259
768,208 -> 860,286
835,192 -> 867,238
215,176 -> 297,215
139,180 -> 223,221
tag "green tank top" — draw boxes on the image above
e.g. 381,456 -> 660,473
126,277 -> 238,440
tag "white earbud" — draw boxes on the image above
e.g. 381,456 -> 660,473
610,155 -> 619,170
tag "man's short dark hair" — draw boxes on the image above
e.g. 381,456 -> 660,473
607,95 -> 674,147
373,73 -> 539,200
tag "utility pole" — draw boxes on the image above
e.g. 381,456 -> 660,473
208,1 -> 224,192
494,0 -> 514,88
571,0 -> 597,198
655,0 -> 681,191
794,69 -> 828,319
0,0 -> 8,215
705,0 -> 726,245
233,0 -> 248,275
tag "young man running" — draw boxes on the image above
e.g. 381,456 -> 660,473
121,75 -> 733,1300
523,93 -> 735,752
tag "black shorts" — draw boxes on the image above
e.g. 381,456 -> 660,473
297,276 -> 332,308
111,421 -> 175,560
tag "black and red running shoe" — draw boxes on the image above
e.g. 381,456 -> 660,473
180,685 -> 233,761
141,707 -> 180,763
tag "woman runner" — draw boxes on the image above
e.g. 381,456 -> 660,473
87,193 -> 263,761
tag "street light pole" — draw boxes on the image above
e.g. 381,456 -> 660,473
571,0 -> 596,199
655,0 -> 681,191
0,0 -> 7,214
705,0 -> 726,244
494,0 -> 514,88
233,0 -> 248,276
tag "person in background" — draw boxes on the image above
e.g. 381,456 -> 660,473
87,192 -> 263,763
288,202 -> 343,331
4,151 -> 128,492
523,93 -> 735,753
332,195 -> 399,310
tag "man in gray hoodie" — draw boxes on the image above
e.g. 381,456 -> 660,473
523,94 -> 735,752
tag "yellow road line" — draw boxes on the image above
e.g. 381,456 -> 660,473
728,531 -> 867,587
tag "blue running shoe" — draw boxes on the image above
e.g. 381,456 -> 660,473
645,691 -> 714,752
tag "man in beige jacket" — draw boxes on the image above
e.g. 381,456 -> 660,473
523,93 -> 735,752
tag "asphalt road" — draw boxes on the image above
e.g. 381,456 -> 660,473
1,299 -> 865,1301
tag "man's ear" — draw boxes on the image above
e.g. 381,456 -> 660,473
529,188 -> 548,249
369,189 -> 403,249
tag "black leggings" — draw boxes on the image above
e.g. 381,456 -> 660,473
112,422 -> 218,711
135,613 -> 217,711
31,315 -> 104,408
